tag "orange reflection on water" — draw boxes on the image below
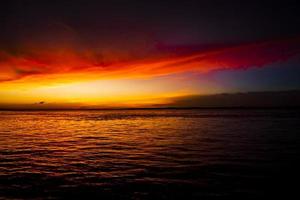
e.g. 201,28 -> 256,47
0,110 -> 210,177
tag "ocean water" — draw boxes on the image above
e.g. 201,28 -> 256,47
0,109 -> 299,199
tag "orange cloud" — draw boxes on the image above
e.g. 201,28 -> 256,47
1,36 -> 300,83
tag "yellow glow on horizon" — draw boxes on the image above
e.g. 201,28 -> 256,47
0,74 -> 195,108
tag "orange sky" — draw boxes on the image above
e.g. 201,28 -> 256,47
1,37 -> 300,108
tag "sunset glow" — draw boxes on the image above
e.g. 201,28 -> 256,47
1,36 -> 300,108
1,1 -> 300,199
1,0 -> 300,109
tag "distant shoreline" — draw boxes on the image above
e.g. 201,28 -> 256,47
2,90 -> 300,111
1,106 -> 300,111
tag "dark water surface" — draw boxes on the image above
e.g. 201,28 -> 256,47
0,109 -> 299,199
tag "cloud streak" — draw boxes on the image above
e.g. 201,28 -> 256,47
1,36 -> 300,83
165,90 -> 300,108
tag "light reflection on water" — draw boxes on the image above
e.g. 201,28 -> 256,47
0,109 -> 299,199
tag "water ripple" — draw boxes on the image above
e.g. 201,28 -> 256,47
0,109 -> 300,199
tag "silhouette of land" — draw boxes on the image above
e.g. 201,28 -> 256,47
0,90 -> 300,111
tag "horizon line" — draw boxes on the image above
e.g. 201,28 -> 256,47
1,106 -> 300,111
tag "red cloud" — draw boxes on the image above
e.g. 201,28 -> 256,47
1,36 -> 300,82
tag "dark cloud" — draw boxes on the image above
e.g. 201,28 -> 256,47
1,0 -> 300,49
166,90 -> 300,108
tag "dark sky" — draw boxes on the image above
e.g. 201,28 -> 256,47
1,0 -> 300,50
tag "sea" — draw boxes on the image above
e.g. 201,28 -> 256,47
0,109 -> 299,199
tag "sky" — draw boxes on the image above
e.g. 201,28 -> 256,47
0,0 -> 300,108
